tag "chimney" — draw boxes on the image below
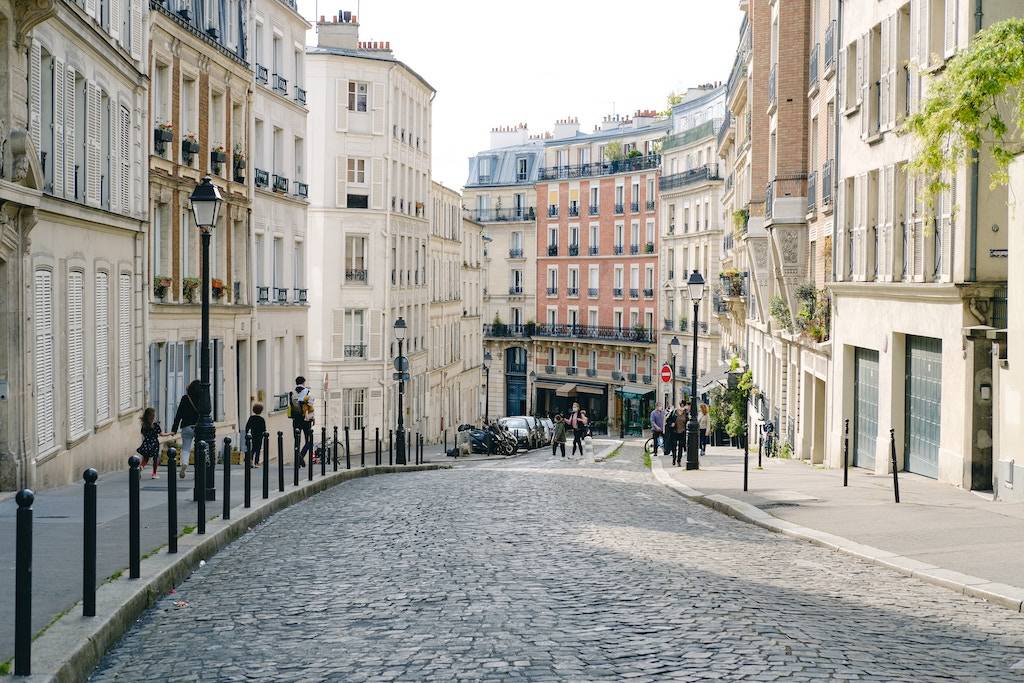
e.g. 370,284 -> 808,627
489,122 -> 530,148
317,10 -> 360,49
552,116 -> 580,139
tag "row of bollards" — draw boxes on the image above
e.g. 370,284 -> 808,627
13,423 -> 423,675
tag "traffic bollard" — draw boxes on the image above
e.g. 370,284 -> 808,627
757,433 -> 762,468
196,443 -> 207,534
843,419 -> 850,487
128,455 -> 141,578
333,426 -> 339,472
389,429 -> 393,465
83,469 -> 98,617
244,434 -> 252,509
408,434 -> 413,464
345,426 -> 352,470
361,427 -> 366,468
262,432 -> 270,499
321,426 -> 327,477
293,429 -> 300,487
222,437 -> 232,520
15,489 -> 33,676
743,442 -> 749,491
277,431 -> 285,492
890,428 -> 901,503
444,429 -> 447,458
308,430 -> 314,482
375,427 -> 381,466
167,447 -> 178,554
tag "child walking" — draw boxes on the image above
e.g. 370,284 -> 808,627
551,414 -> 568,458
245,403 -> 267,466
137,408 -> 168,479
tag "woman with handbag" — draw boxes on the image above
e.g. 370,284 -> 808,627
170,380 -> 203,478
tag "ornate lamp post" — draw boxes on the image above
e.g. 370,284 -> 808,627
189,176 -> 223,501
686,270 -> 705,470
483,350 -> 492,454
393,317 -> 408,465
529,369 -> 536,417
669,336 -> 681,408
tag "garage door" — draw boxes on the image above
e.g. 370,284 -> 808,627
853,348 -> 879,469
905,336 -> 942,479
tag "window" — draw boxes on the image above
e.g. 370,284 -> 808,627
588,310 -> 598,327
272,236 -> 284,290
646,219 -> 655,243
118,273 -> 132,410
844,40 -> 858,109
254,22 -> 264,66
348,81 -> 368,112
95,272 -> 110,422
589,265 -> 599,289
590,186 -> 598,208
346,235 -> 366,272
589,224 -> 598,251
615,224 -> 624,248
294,137 -> 304,181
35,270 -> 55,451
548,347 -> 556,366
255,233 -> 266,288
614,266 -> 624,289
272,127 -> 283,175
548,225 -> 558,248
631,221 -> 640,246
569,225 -> 579,247
348,158 -> 366,184
516,156 -> 527,181
343,388 -> 366,429
345,310 -> 365,347
293,241 -> 304,288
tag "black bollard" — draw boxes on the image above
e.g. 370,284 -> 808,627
276,431 -> 284,492
128,455 -> 141,578
407,434 -> 413,464
444,429 -> 448,458
222,437 -> 232,520
167,447 -> 178,554
14,489 -> 33,676
321,426 -> 327,477
890,428 -> 900,503
196,443 -> 207,535
843,418 -> 850,487
743,442 -> 749,492
333,426 -> 339,472
376,427 -> 381,466
361,427 -> 366,468
83,469 -> 98,617
345,426 -> 352,470
244,434 -> 252,509
263,432 -> 270,499
389,429 -> 393,466
293,429 -> 300,487
308,428 -> 314,482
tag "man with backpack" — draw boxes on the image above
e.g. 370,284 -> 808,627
289,376 -> 315,466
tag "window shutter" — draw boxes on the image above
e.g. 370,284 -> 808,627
95,272 -> 110,422
332,309 -> 345,359
855,36 -> 864,106
67,271 -> 86,437
919,0 -> 931,67
368,309 -> 383,360
86,0 -> 97,19
859,34 -> 869,138
913,176 -> 926,279
109,0 -> 120,41
120,105 -> 131,213
335,156 -> 346,208
837,47 -> 846,110
879,19 -> 890,133
118,273 -> 132,410
131,0 -> 143,61
86,82 -> 101,205
334,79 -> 347,132
944,0 -> 958,59
53,57 -> 65,197
64,66 -> 76,199
109,103 -> 121,213
371,158 -> 384,210
888,15 -> 899,128
34,270 -> 55,452
29,42 -> 41,152
940,173 -> 954,281
371,82 -> 385,135
910,0 -> 921,67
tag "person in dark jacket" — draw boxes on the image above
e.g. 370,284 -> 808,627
290,376 -> 315,466
245,403 -> 267,466
170,380 -> 203,478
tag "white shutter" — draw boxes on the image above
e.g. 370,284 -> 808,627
855,35 -> 864,106
368,310 -> 383,360
86,82 -> 101,205
130,0 -> 143,62
67,271 -> 86,437
118,272 -> 132,410
879,19 -> 890,133
64,66 -> 76,199
919,0 -> 931,67
371,158 -> 384,210
335,156 -> 346,208
86,0 -> 97,19
335,79 -> 348,132
34,270 -> 55,452
109,0 -> 120,40
95,272 -> 110,422
944,0 -> 958,58
109,102 -> 120,213
888,15 -> 900,127
119,105 -> 131,213
332,309 -> 345,359
371,82 -> 385,135
53,58 -> 65,197
940,173 -> 955,281
838,47 -> 846,110
29,42 -> 41,152
911,0 -> 922,65
859,34 -> 869,138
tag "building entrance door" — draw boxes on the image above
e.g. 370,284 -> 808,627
905,335 -> 942,479
853,347 -> 879,469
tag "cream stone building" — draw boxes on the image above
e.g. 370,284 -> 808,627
831,0 -> 1014,490
460,214 -> 485,425
306,11 -> 433,437
250,0 -> 310,437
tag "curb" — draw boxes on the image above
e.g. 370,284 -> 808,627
3,464 -> 448,683
650,458 -> 1024,614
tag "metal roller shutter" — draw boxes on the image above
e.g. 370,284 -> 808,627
854,347 -> 879,469
905,335 -> 942,478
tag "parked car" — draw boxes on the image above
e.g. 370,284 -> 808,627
499,417 -> 535,451
538,417 -> 554,445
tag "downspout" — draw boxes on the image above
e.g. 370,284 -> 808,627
968,0 -> 983,281
832,0 -> 842,283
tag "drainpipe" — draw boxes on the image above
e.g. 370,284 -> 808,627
832,0 -> 842,283
968,0 -> 983,281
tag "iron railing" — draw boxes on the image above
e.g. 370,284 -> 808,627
822,159 -> 834,207
547,245 -> 558,256
568,244 -> 579,256
469,207 -> 536,222
294,288 -> 307,303
272,174 -> 288,192
588,246 -> 599,255
588,288 -> 599,297
630,201 -> 640,213
588,204 -> 599,216
256,64 -> 268,84
567,287 -> 579,297
537,154 -> 661,180
768,65 -> 777,111
807,171 -> 817,212
255,168 -> 269,188
659,164 -> 720,191
614,203 -> 625,214
824,20 -> 837,73
664,319 -> 674,331
344,344 -> 366,359
294,181 -> 308,198
273,74 -> 288,95
509,248 -> 524,258
482,323 -> 656,344
345,269 -> 368,282
294,87 -> 307,105
508,286 -> 524,295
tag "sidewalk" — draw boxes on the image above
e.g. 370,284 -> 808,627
652,445 -> 1024,609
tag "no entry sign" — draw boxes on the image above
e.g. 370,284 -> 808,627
660,364 -> 673,383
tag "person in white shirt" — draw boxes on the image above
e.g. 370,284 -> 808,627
290,376 -> 315,466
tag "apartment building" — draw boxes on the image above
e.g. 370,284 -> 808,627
306,11 -> 433,436
831,0 -> 1014,490
465,127 -> 543,419
461,215 -> 485,426
5,0 -> 150,490
660,85 -> 727,409
250,0 -> 310,436
147,0 -> 253,450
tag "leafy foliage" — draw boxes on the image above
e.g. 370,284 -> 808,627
603,142 -> 625,162
793,287 -> 831,343
769,294 -> 793,333
904,18 -> 1024,198
710,368 -> 753,439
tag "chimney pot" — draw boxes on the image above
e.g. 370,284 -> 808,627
319,14 -> 325,22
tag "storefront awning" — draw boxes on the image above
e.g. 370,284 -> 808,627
575,385 -> 605,395
616,384 -> 655,399
556,383 -> 577,397
534,381 -> 561,391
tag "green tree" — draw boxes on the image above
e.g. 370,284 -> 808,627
603,142 -> 624,162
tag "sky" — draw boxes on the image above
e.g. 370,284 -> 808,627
296,0 -> 744,190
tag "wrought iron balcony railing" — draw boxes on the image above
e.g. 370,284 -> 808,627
824,20 -> 837,73
482,323 -> 656,344
768,65 -> 777,111
537,154 -> 661,181
588,246 -> 599,256
294,288 -> 307,303
256,64 -> 268,84
294,87 -> 307,105
273,74 -> 288,95
345,269 -> 368,283
272,174 -> 289,192
589,204 -> 599,215
659,164 -> 720,191
547,245 -> 558,256
469,207 -> 536,222
509,248 -> 524,258
822,159 -> 834,207
809,43 -> 820,92
630,201 -> 640,213
568,244 -> 579,256
614,203 -> 625,214
567,287 -> 579,297
255,168 -> 269,188
344,344 -> 366,358
294,181 -> 308,198
588,287 -> 599,297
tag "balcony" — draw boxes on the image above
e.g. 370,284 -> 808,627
612,371 -> 624,381
534,324 -> 656,344
613,245 -> 624,255
548,205 -> 559,218
567,367 -> 578,376
613,288 -> 624,298
294,181 -> 308,198
662,119 -> 722,152
294,288 -> 307,303
629,288 -> 640,299
257,286 -> 269,303
768,65 -> 777,112
699,321 -> 709,334
588,246 -> 599,256
545,364 -> 556,374
273,74 -> 288,96
808,43 -> 820,93
822,159 -> 834,208
642,375 -> 653,385
646,200 -> 655,211
630,201 -> 640,213
272,174 -> 289,192
679,319 -> 688,332
643,288 -> 654,298
274,287 -> 289,303
568,244 -> 579,256
547,245 -> 558,257
537,154 -> 661,181
824,20 -> 837,75
255,168 -> 269,188
256,64 -> 268,84
508,286 -> 524,296
546,287 -> 558,296
629,244 -> 639,255
567,287 -> 579,297
344,344 -> 366,359
765,174 -> 808,223
586,368 -> 598,377
627,373 -> 638,383
568,204 -> 580,217
614,203 -> 625,214
588,287 -> 599,298
645,242 -> 654,254
294,87 -> 307,105
717,110 -> 734,149
508,248 -> 524,259
659,164 -> 720,191
807,171 -> 818,213
720,271 -> 748,299
588,204 -> 599,216
345,269 -> 368,283
668,270 -> 675,280
469,207 -> 536,222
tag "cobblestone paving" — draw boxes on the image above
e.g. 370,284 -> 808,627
91,448 -> 1024,682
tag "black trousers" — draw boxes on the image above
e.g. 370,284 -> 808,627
673,433 -> 686,463
552,441 -> 566,457
294,422 -> 314,463
249,435 -> 264,464
571,429 -> 585,455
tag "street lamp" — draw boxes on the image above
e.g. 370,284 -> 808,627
189,176 -> 223,501
394,317 -> 408,465
669,336 -> 681,408
529,370 -> 536,417
686,270 -> 705,470
483,350 -> 492,454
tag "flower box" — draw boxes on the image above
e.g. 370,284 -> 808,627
211,278 -> 225,300
153,275 -> 172,300
182,277 -> 201,303
155,127 -> 173,143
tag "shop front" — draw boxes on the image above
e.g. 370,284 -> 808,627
615,385 -> 656,437
535,380 -> 609,435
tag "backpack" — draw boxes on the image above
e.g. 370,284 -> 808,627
288,391 -> 303,419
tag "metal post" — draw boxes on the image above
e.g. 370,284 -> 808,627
345,426 -> 351,469
293,429 -> 300,487
376,427 -> 381,466
222,437 -> 232,520
444,429 -> 447,458
758,431 -> 763,468
743,443 -> 748,492
890,427 -> 900,503
167,447 -> 178,554
83,469 -> 98,617
843,419 -> 850,487
396,338 -> 407,465
244,434 -> 252,509
197,228 -> 216,502
389,429 -> 393,466
321,426 -> 327,477
14,489 -> 33,676
361,427 -> 366,468
277,431 -> 285,492
196,443 -> 207,534
407,433 -> 412,464
262,432 -> 270,499
333,425 -> 339,472
128,455 -> 141,578
686,300 -> 700,470
307,427 -> 314,481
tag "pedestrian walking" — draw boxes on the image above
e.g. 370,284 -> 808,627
136,407 -> 169,479
568,403 -> 589,458
289,376 -> 315,466
698,403 -> 710,458
671,400 -> 688,466
649,404 -> 666,457
245,403 -> 267,466
170,380 -> 203,478
551,414 -> 568,458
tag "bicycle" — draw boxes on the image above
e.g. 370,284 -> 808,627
644,433 -> 665,456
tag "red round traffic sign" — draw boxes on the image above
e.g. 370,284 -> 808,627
660,364 -> 673,383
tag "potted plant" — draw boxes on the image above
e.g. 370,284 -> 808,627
232,144 -> 246,182
211,277 -> 225,300
632,324 -> 647,341
210,145 -> 227,174
182,133 -> 199,162
182,277 -> 201,303
153,275 -> 172,300
523,320 -> 537,336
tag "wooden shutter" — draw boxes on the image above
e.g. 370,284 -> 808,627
109,102 -> 120,213
118,272 -> 131,410
53,57 -> 65,197
332,309 -> 345,359
335,156 -> 346,208
130,0 -> 143,61
86,82 -> 101,205
888,15 -> 900,128
371,82 -> 385,135
334,79 -> 348,132
119,105 -> 131,213
368,309 -> 383,360
371,158 -> 384,210
918,0 -> 930,67
95,272 -> 110,422
29,42 -> 41,152
879,20 -> 890,133
64,66 -> 76,199
109,0 -> 120,40
34,270 -> 55,452
67,270 -> 85,437
86,0 -> 97,19
855,35 -> 864,106
859,34 -> 870,138
944,0 -> 958,59
883,165 -> 895,280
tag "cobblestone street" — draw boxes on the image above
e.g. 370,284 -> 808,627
90,447 -> 1024,681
